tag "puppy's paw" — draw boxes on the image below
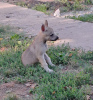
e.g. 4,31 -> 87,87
51,64 -> 55,67
46,68 -> 54,73
48,69 -> 54,73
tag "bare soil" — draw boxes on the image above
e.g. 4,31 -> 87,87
0,81 -> 36,100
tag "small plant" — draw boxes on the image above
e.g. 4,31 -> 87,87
84,66 -> 93,76
56,0 -> 68,4
73,1 -> 82,10
32,4 -> 47,13
15,77 -> 26,83
10,34 -> 20,40
0,26 -> 5,33
4,94 -> 20,100
29,88 -> 34,94
16,1 -> 28,7
60,7 -> 69,12
56,0 -> 89,11
81,51 -> 93,60
70,14 -> 93,22
4,69 -> 16,78
85,0 -> 93,4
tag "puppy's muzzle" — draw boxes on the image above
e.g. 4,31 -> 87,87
56,36 -> 59,40
51,36 -> 59,41
54,36 -> 59,41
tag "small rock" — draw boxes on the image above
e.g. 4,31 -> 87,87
86,95 -> 90,100
31,83 -> 37,89
6,89 -> 12,93
6,16 -> 10,18
25,95 -> 29,98
25,83 -> 32,87
58,64 -> 65,69
19,29 -> 23,32
54,8 -> 60,17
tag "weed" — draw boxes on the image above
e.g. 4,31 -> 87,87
56,0 -> 89,11
4,69 -> 17,78
73,1 -> 83,10
10,34 -> 20,40
16,1 -> 28,7
34,72 -> 90,100
0,25 -> 93,100
70,14 -> 93,22
0,26 -> 5,33
15,77 -> 26,83
60,7 -> 69,12
4,94 -> 20,100
84,66 -> 93,76
29,88 -> 34,94
85,0 -> 93,4
32,4 -> 47,13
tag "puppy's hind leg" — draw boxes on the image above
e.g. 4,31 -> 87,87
44,53 -> 55,67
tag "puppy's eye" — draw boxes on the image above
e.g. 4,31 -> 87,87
50,34 -> 53,36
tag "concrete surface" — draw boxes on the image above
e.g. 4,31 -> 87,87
61,7 -> 93,18
0,2 -> 93,51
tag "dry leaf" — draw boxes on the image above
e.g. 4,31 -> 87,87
0,38 -> 3,41
25,83 -> 32,87
72,48 -> 75,51
41,95 -> 45,99
52,91 -> 55,94
64,86 -> 68,90
18,41 -> 22,45
31,83 -> 37,89
86,95 -> 90,100
69,53 -> 72,57
69,86 -> 72,90
0,47 -> 6,52
78,50 -> 82,54
25,82 -> 37,89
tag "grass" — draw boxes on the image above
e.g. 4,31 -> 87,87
32,4 -> 47,13
70,14 -> 93,22
32,3 -> 54,15
59,1 -> 88,12
14,0 -> 93,15
57,0 -> 93,5
16,1 -> 28,8
4,94 -> 20,100
0,25 -> 93,100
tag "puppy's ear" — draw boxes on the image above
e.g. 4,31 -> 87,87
41,24 -> 45,32
45,20 -> 48,27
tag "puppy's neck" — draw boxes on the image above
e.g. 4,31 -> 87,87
36,32 -> 46,44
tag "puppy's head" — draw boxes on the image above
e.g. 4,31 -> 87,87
41,20 -> 59,41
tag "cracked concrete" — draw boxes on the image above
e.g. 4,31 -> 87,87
0,2 -> 93,51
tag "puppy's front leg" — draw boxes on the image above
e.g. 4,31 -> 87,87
38,54 -> 53,73
44,53 -> 55,67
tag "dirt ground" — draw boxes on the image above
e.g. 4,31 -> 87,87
0,81 -> 37,100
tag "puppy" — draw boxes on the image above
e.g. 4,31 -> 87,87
21,20 -> 59,72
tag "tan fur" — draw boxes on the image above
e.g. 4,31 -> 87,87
21,20 -> 59,72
